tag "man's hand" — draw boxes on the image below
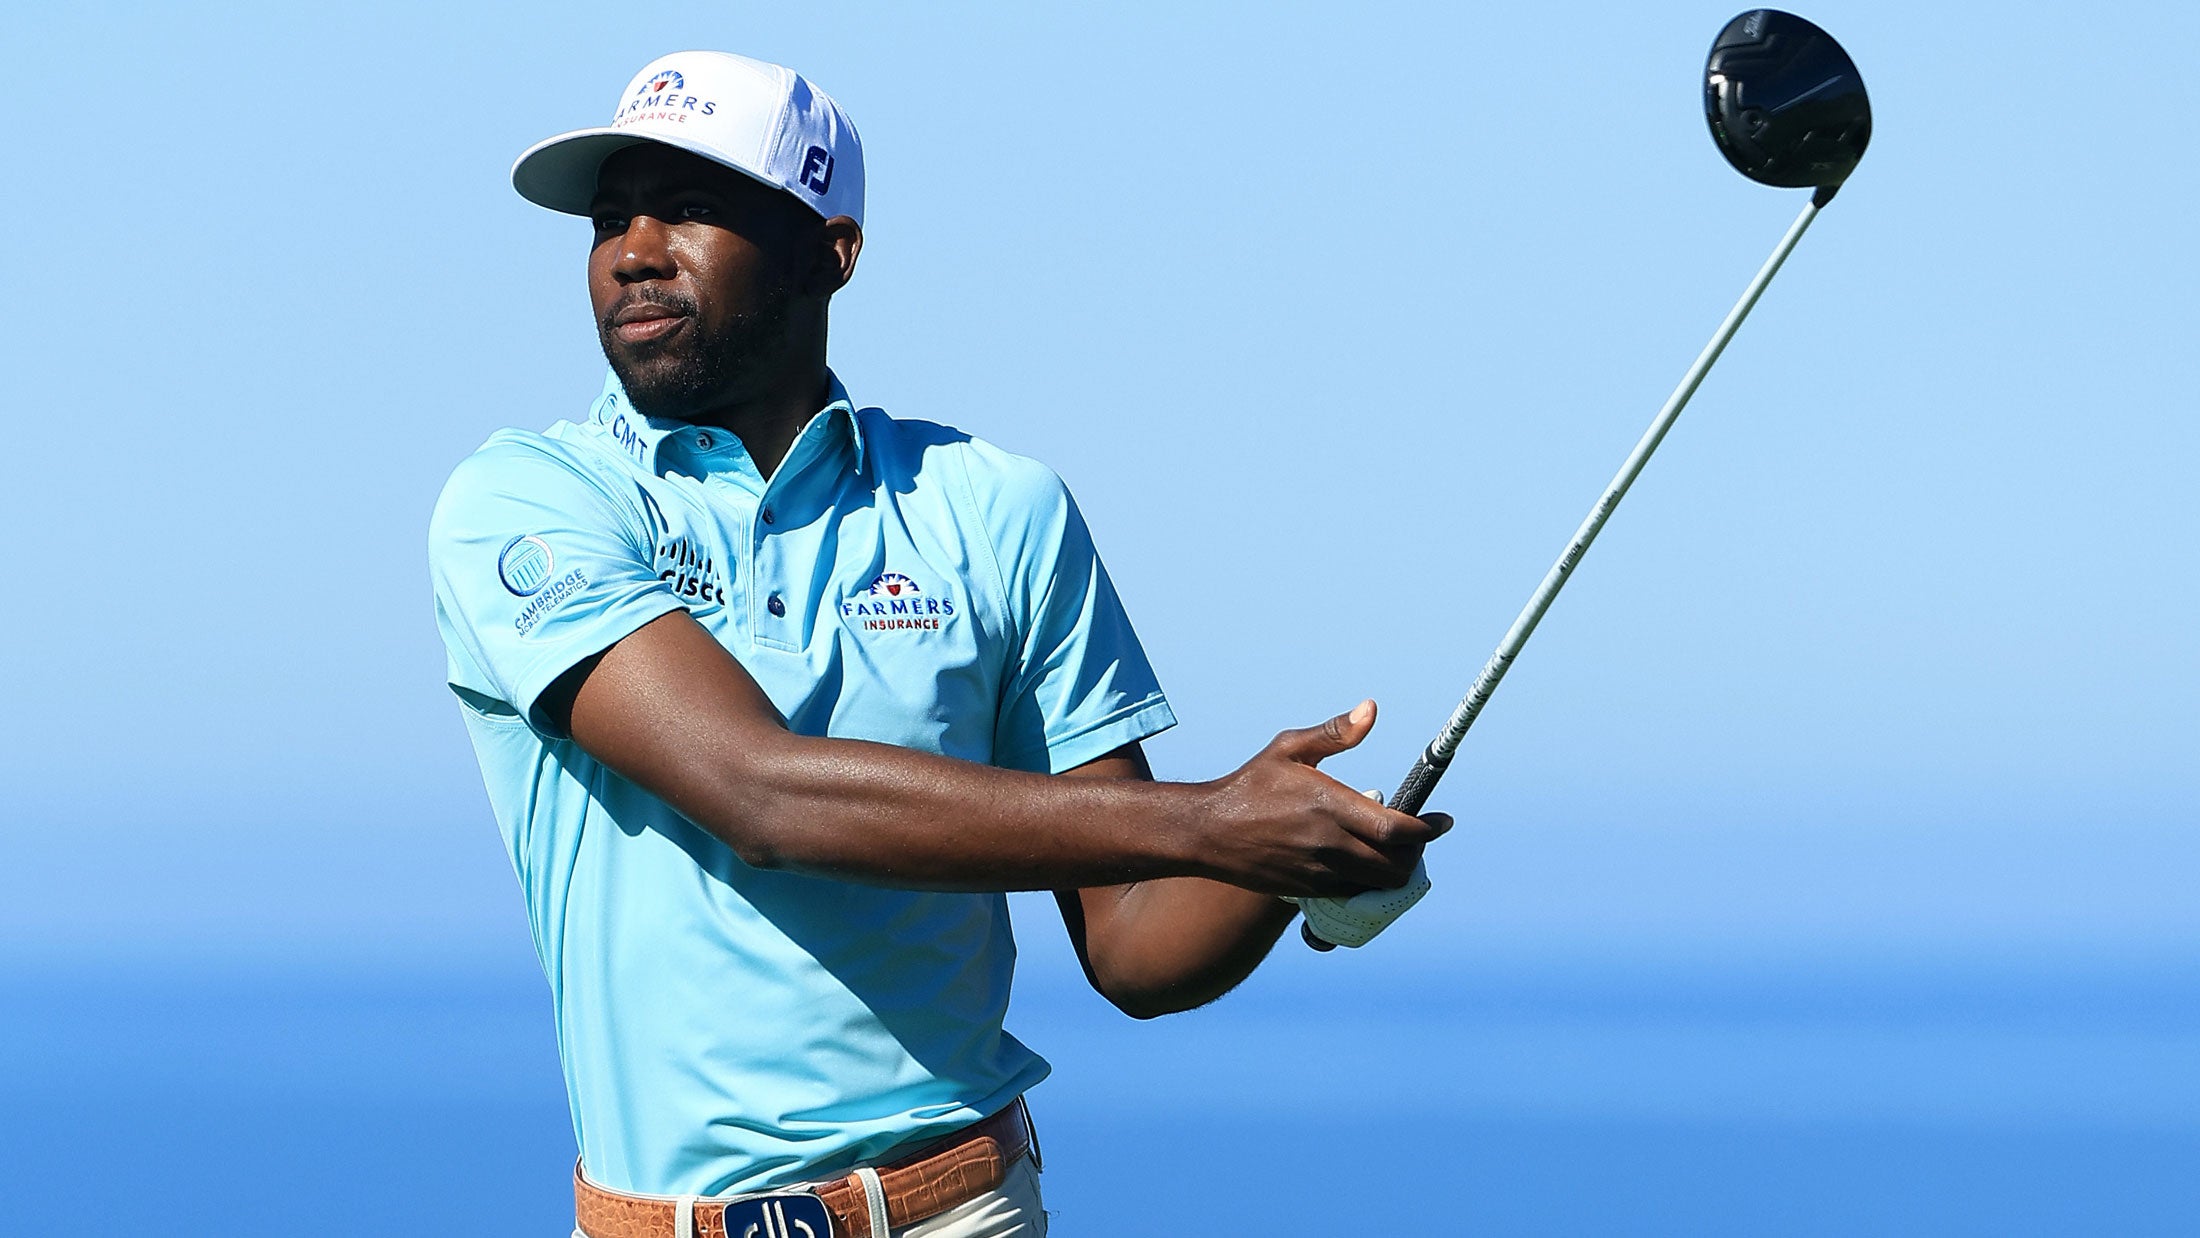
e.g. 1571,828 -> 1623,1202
1295,788 -> 1446,949
1057,718 -> 1452,1016
1297,858 -> 1432,947
1056,738 -> 1446,1018
1193,701 -> 1442,898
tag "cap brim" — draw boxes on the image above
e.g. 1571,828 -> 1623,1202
511,127 -> 805,217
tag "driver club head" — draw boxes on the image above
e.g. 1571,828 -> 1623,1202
1705,10 -> 1872,199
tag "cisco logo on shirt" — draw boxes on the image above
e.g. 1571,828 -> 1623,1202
634,484 -> 726,606
841,572 -> 956,632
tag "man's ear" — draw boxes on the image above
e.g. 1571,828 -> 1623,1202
808,216 -> 862,296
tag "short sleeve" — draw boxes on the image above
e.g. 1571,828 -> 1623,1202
428,436 -> 686,735
975,452 -> 1176,773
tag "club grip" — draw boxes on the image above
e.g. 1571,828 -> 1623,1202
1388,753 -> 1446,818
1300,771 -> 1448,952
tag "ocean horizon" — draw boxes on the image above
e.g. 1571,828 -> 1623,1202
9,934 -> 2196,1235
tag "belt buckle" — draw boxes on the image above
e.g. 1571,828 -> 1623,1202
723,1192 -> 835,1238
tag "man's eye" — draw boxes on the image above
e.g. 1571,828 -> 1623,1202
592,215 -> 628,233
679,205 -> 714,221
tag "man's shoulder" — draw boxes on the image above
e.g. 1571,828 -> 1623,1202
438,421 -> 624,501
855,409 -> 1070,510
428,421 -> 641,559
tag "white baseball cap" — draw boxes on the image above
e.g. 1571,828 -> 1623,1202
512,51 -> 864,225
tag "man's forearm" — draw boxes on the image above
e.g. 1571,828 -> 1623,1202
673,728 -> 1216,890
1066,878 -> 1299,1019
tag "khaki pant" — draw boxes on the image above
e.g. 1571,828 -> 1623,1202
896,1157 -> 1045,1237
572,1157 -> 1046,1238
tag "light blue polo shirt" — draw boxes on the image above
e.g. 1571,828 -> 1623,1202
427,371 -> 1174,1197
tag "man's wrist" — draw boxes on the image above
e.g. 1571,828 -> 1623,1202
1146,778 -> 1224,882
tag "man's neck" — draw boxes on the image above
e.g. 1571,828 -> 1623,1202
689,363 -> 830,481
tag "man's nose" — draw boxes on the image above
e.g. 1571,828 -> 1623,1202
613,214 -> 675,283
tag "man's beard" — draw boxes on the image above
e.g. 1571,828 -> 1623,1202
597,285 -> 793,422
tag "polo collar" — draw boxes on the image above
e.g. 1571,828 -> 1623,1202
816,371 -> 869,477
585,370 -> 868,478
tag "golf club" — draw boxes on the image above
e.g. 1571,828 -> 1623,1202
1306,9 -> 1871,950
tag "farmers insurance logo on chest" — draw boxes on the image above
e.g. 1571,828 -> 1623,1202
841,572 -> 957,632
615,68 -> 718,127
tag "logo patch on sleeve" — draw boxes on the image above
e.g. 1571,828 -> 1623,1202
840,572 -> 957,632
500,534 -> 589,635
498,536 -> 556,596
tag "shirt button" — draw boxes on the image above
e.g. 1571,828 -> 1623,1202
766,593 -> 786,618
695,432 -> 714,450
760,507 -> 775,525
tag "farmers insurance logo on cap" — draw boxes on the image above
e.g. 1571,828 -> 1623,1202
841,572 -> 957,633
614,67 -> 716,126
511,50 -> 866,226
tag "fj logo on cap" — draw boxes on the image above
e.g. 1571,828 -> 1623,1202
800,146 -> 833,194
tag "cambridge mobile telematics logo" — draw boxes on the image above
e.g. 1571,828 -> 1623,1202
498,535 -> 555,596
841,572 -> 956,632
501,534 -> 590,635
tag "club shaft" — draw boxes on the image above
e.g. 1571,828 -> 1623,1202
1390,198 -> 1823,815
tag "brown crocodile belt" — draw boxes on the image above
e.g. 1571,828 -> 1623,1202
575,1100 -> 1035,1238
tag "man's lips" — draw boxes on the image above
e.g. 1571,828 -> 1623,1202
609,303 -> 690,344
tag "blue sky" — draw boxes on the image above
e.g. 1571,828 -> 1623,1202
2,0 -> 2193,974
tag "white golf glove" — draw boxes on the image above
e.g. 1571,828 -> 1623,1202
1294,790 -> 1433,948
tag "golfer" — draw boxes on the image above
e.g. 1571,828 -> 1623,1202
429,51 -> 1444,1238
